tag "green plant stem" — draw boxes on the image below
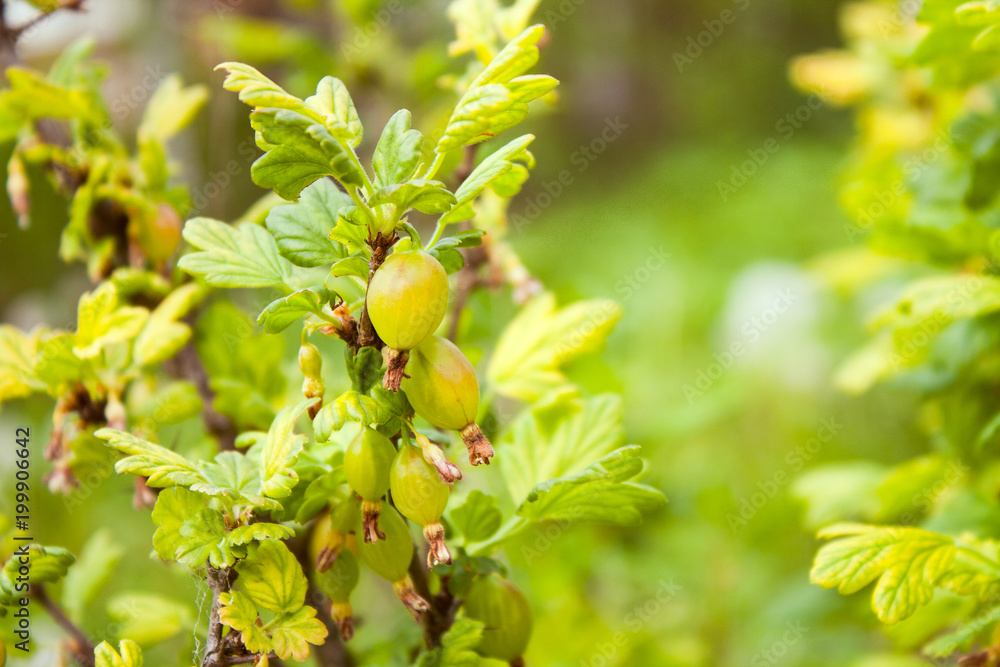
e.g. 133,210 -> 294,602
468,516 -> 530,556
424,152 -> 446,180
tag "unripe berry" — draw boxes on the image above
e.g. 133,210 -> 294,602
316,548 -> 360,641
366,250 -> 449,391
312,499 -> 359,573
402,336 -> 494,465
464,574 -> 533,662
299,341 -> 325,418
345,427 -> 397,543
356,501 -> 430,618
390,444 -> 452,567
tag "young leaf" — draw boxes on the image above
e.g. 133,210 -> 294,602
105,592 -> 194,648
178,218 -> 294,288
373,109 -> 424,188
487,292 -> 622,402
450,490 -> 503,543
305,76 -> 363,147
369,179 -> 458,214
313,390 -> 388,440
516,446 -> 665,525
268,606 -> 329,661
0,325 -> 43,402
257,287 -> 334,334
137,74 -> 208,142
924,604 -> 1000,657
811,523 -> 958,624
73,283 -> 149,360
417,611 -> 485,667
236,540 -> 308,613
440,134 -> 534,224
0,545 -> 75,603
216,62 -> 315,118
219,590 -> 272,654
265,178 -> 353,267
259,399 -> 316,498
250,109 -> 367,198
93,640 -> 143,667
436,26 -> 557,152
133,283 -> 205,366
150,488 -> 235,568
96,428 -> 204,488
347,346 -> 385,394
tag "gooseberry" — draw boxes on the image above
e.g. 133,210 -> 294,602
390,444 -> 451,566
464,574 -> 533,662
356,500 -> 430,618
344,427 -> 397,543
316,548 -> 360,641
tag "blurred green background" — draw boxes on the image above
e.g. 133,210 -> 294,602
0,0 -> 929,665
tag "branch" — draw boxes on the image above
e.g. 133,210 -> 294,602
357,232 -> 397,349
202,565 -> 234,667
32,585 -> 95,667
408,553 -> 457,648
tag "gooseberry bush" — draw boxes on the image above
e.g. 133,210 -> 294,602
0,3 -> 663,666
791,0 -> 1000,662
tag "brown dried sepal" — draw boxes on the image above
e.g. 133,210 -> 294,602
460,422 -> 494,466
423,522 -> 452,568
382,347 -> 409,392
361,499 -> 386,543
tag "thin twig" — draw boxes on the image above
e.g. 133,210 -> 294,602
32,585 -> 95,667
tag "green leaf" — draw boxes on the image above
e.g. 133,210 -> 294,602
265,178 -> 353,267
811,523 -> 958,624
257,287 -> 334,334
369,179 -> 457,214
450,490 -> 502,543
517,446 -> 665,525
373,109 -> 424,188
441,134 -> 534,224
97,428 -> 203,488
487,292 -> 622,402
250,108 -> 367,198
331,254 -> 370,280
62,529 -> 124,623
417,611 -> 486,666
178,218 -> 294,288
347,346 -> 385,394
150,488 -> 236,568
226,523 -> 294,547
106,592 -> 194,647
137,74 -> 208,142
499,395 -> 626,503
259,399 -> 316,498
0,545 -> 75,603
73,283 -> 149,360
133,284 -> 204,366
191,450 -> 276,509
93,640 -> 143,667
216,62 -> 315,118
313,391 -> 385,439
437,26 -> 557,152
267,606 -> 329,661
3,67 -> 98,123
305,76 -> 363,148
236,540 -> 308,613
0,325 -> 43,402
924,604 -> 1000,657
219,590 -> 272,654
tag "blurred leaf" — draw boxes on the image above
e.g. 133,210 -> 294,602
0,545 -> 75,604
62,529 -> 124,622
487,293 -> 622,402
0,325 -> 43,402
790,462 -> 885,529
517,446 -> 665,525
811,523 -> 957,624
417,612 -> 485,666
93,640 -> 143,667
924,604 -> 1000,657
106,592 -> 194,647
450,490 -> 502,543
133,284 -> 204,366
137,74 -> 208,142
74,283 -> 149,360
